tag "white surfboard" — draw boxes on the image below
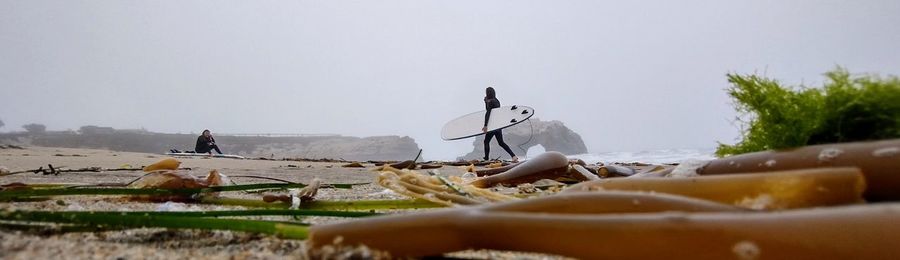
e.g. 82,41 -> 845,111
164,152 -> 246,159
441,105 -> 535,140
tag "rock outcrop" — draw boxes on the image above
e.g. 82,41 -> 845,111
247,136 -> 421,161
0,130 -> 421,161
458,118 -> 588,160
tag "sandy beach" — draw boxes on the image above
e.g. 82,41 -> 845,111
0,145 -> 572,259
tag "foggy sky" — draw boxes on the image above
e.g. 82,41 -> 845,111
2,0 -> 899,160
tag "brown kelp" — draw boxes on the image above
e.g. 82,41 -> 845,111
308,192 -> 900,259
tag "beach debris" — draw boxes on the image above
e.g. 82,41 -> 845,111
597,164 -> 637,177
143,158 -> 181,172
0,164 -> 88,176
472,162 -> 519,176
486,162 -> 504,168
129,169 -> 230,190
667,159 -> 709,178
376,166 -> 516,206
569,164 -> 600,181
698,139 -> 900,201
283,157 -> 349,163
516,183 -> 538,193
569,158 -> 587,167
418,163 -> 443,169
385,160 -> 415,170
53,153 -> 86,157
0,182 -> 30,191
0,164 -> 193,177
0,144 -> 25,149
263,178 -> 323,207
307,239 -> 390,260
155,201 -> 192,212
126,158 -> 230,201
376,149 -> 424,170
469,152 -> 570,188
307,200 -> 900,259
341,162 -> 365,168
298,178 -> 322,202
627,165 -> 674,178
566,167 -> 866,210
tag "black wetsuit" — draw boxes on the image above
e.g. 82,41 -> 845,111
483,97 -> 516,160
195,135 -> 223,154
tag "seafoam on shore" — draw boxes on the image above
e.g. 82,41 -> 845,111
565,148 -> 717,165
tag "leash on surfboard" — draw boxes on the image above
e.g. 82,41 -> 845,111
516,118 -> 535,154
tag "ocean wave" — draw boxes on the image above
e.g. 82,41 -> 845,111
558,148 -> 717,164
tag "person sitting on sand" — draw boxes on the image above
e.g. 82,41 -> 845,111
195,129 -> 223,155
481,87 -> 519,162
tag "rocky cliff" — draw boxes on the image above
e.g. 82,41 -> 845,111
458,118 -> 588,160
0,130 -> 421,161
247,135 -> 421,161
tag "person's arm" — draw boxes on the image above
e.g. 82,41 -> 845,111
483,101 -> 492,131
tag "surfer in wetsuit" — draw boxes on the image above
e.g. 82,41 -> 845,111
195,129 -> 223,155
482,87 -> 519,162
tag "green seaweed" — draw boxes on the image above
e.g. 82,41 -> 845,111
717,68 -> 900,156
0,182 -> 365,201
0,210 -> 310,239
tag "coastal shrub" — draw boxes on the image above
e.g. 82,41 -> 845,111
716,68 -> 900,157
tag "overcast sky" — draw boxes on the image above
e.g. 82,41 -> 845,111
2,0 -> 899,160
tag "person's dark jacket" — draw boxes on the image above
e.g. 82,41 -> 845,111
195,135 -> 216,153
483,97 -> 501,127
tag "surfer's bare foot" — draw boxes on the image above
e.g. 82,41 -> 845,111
511,156 -> 519,163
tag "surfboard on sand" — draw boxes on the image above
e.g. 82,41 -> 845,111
164,152 -> 246,159
441,105 -> 535,140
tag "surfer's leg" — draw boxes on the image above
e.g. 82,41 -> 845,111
483,132 -> 496,160
211,145 -> 223,154
494,130 -> 516,158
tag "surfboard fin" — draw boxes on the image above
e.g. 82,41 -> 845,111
510,119 -> 518,123
521,110 -> 529,114
511,105 -> 518,110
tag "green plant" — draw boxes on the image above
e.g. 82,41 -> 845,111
0,210 -> 312,239
717,68 -> 900,157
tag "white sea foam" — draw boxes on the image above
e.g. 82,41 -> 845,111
554,148 -> 717,164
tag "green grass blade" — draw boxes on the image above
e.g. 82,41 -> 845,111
0,183 -> 370,201
0,210 -> 310,239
